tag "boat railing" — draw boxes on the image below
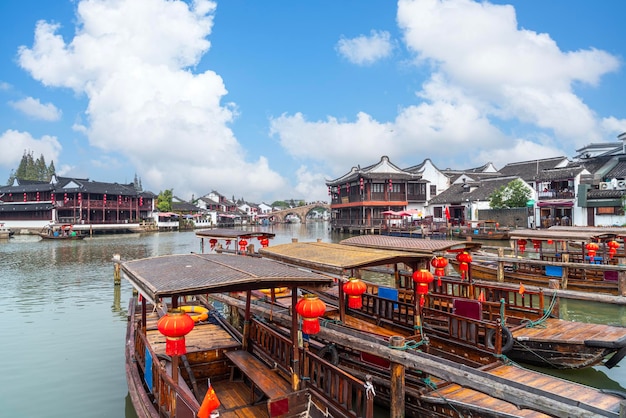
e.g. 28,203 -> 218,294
132,319 -> 200,417
433,277 -> 546,322
249,318 -> 374,418
301,349 -> 375,418
356,292 -> 415,331
249,318 -> 294,376
421,305 -> 504,354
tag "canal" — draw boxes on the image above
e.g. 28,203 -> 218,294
1,222 -> 624,417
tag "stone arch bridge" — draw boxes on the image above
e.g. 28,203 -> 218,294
267,203 -> 330,223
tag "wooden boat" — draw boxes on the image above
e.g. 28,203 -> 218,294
122,252 -> 374,418
260,237 -> 626,370
195,227 -> 275,254
39,224 -> 85,240
455,228 -> 626,297
253,241 -> 626,416
0,223 -> 14,239
451,220 -> 510,240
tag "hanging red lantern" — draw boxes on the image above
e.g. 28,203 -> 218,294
430,256 -> 449,286
412,269 -> 434,307
36,191 -> 40,202
157,310 -> 195,356
607,240 -> 620,259
295,294 -> 326,334
532,240 -> 541,252
209,238 -> 218,250
238,239 -> 248,252
547,239 -> 554,245
23,193 -> 27,202
260,237 -> 269,248
139,196 -> 143,206
585,242 -> 599,261
455,252 -> 473,280
517,239 -> 527,254
343,277 -> 367,309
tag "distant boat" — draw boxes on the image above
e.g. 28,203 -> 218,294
451,220 -> 510,240
0,223 -> 14,239
39,224 -> 85,240
284,214 -> 301,223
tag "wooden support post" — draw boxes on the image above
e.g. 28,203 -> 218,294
291,288 -> 300,390
242,290 -> 252,351
113,254 -> 121,285
561,253 -> 570,289
497,247 -> 505,282
619,270 -> 626,297
389,336 -> 406,418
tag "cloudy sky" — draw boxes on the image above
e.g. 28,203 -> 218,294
0,0 -> 624,203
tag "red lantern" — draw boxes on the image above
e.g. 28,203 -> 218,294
238,239 -> 248,252
455,251 -> 473,280
412,269 -> 434,307
36,191 -> 40,202
260,237 -> 269,248
209,238 -> 218,250
431,256 -> 448,286
343,277 -> 367,309
295,294 -> 326,334
139,196 -> 143,206
103,193 -> 107,205
157,310 -> 195,356
547,239 -> 554,245
585,242 -> 599,261
608,240 -> 620,259
64,193 -> 68,204
532,240 -> 541,252
517,239 -> 527,254
23,193 -> 27,202
51,193 -> 55,204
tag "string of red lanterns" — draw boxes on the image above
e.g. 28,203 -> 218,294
608,240 -> 620,259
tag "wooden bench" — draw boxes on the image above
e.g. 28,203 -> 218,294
225,350 -> 292,405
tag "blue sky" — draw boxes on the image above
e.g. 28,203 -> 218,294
0,0 -> 624,203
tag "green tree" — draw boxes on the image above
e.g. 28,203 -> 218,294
7,150 -> 56,184
489,179 -> 532,209
156,189 -> 173,212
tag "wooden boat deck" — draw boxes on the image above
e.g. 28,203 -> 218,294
488,364 -> 623,413
512,318 -> 626,344
144,310 -> 242,354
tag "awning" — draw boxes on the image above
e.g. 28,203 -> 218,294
537,200 -> 573,207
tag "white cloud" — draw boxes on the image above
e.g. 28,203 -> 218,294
269,0 -> 620,177
16,0 -> 285,201
336,30 -> 393,65
397,0 -> 620,146
0,129 -> 62,168
9,97 -> 62,121
293,165 -> 331,203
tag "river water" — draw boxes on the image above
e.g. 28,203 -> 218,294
1,222 -> 625,417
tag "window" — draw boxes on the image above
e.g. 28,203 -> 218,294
434,207 -> 442,218
430,185 -> 437,196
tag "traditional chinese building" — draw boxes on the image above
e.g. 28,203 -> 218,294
0,175 -> 155,231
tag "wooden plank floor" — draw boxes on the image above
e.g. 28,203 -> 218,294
144,310 -> 241,355
214,380 -> 271,418
487,364 -> 623,413
512,318 -> 626,344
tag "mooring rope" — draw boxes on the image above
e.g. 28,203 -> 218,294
522,291 -> 558,329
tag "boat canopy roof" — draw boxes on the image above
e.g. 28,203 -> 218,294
121,253 -> 333,302
259,241 -> 429,273
340,235 -> 482,254
509,228 -> 620,242
195,228 -> 275,240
